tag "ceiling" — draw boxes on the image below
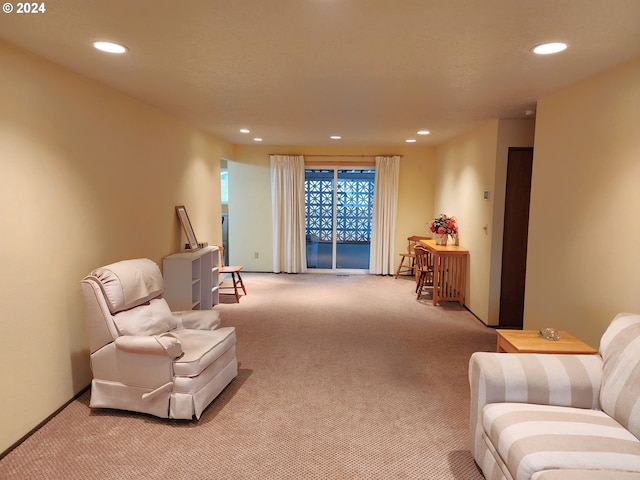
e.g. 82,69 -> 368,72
1,0 -> 639,147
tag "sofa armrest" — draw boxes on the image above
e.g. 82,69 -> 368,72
469,351 -> 603,408
173,309 -> 221,330
468,351 -> 603,462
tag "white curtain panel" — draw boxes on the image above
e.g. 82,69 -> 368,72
270,155 -> 307,273
369,155 -> 400,275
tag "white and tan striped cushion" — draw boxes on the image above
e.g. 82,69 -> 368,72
483,402 -> 640,480
599,312 -> 640,440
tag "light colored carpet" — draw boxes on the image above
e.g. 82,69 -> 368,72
0,273 -> 495,479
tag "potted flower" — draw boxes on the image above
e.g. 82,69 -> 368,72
429,214 -> 458,245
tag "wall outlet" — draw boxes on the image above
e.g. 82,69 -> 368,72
254,251 -> 259,259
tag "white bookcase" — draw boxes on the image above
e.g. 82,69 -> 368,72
162,246 -> 219,310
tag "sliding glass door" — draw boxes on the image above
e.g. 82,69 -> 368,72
305,168 -> 375,272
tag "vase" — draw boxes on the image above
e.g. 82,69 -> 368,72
435,233 -> 448,245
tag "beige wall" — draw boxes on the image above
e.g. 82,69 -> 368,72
524,57 -> 640,348
228,145 -> 435,271
0,41 -> 232,453
434,119 -> 535,323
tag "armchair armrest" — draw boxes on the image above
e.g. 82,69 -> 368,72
173,309 -> 221,330
114,334 -> 183,389
468,351 -> 603,461
115,333 -> 183,358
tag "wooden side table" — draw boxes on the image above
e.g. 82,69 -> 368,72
496,329 -> 598,354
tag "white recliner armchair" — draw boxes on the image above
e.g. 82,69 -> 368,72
80,258 -> 238,419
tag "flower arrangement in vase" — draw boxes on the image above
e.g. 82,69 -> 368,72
429,214 -> 458,245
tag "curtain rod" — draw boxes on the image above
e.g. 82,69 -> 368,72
268,154 -> 403,158
304,161 -> 375,167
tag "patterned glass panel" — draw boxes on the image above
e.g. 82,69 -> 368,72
305,170 -> 333,242
304,169 -> 374,242
336,170 -> 374,242
305,169 -> 374,269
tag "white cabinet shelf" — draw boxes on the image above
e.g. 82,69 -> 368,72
163,246 -> 219,310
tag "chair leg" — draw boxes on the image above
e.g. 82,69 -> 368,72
416,269 -> 434,300
236,271 -> 246,295
394,257 -> 406,279
230,271 -> 247,302
231,272 -> 240,302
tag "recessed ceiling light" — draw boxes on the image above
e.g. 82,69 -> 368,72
240,129 -> 250,133
253,138 -> 263,142
93,41 -> 128,54
330,136 -> 342,140
405,139 -> 417,143
417,130 -> 430,135
532,42 -> 567,55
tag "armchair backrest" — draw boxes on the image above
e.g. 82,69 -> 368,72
599,312 -> 640,439
91,258 -> 164,314
81,259 -> 176,353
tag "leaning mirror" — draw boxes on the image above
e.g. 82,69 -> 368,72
175,205 -> 199,250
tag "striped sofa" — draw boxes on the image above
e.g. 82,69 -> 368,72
469,312 -> 640,480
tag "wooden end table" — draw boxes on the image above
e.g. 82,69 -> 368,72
496,329 -> 598,354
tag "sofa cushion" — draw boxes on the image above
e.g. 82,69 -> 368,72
112,298 -> 177,336
91,258 -> 164,314
482,402 -> 640,480
599,312 -> 640,440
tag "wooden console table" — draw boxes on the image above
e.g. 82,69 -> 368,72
419,239 -> 469,306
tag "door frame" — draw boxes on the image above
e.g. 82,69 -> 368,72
498,147 -> 534,328
304,166 -> 374,274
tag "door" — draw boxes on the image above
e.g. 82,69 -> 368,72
304,168 -> 374,272
220,160 -> 230,266
499,147 -> 534,328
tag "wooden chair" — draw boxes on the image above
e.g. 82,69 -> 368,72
394,236 -> 431,279
414,244 -> 434,300
216,245 -> 246,302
